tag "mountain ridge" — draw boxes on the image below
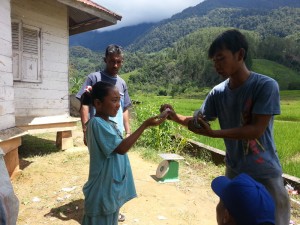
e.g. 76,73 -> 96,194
70,0 -> 300,53
69,22 -> 155,52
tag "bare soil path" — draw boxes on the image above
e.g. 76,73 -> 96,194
12,128 -> 300,225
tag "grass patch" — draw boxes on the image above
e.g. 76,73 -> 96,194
19,133 -> 59,158
252,59 -> 300,90
131,91 -> 300,178
277,90 -> 300,122
120,69 -> 139,83
274,120 -> 300,178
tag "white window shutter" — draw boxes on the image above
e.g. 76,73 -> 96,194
12,22 -> 21,80
21,25 -> 41,82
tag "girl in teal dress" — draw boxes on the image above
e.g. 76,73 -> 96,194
81,81 -> 167,225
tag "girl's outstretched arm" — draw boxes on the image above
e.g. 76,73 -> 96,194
114,116 -> 166,155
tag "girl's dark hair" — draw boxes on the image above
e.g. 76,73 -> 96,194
91,81 -> 115,102
208,29 -> 248,60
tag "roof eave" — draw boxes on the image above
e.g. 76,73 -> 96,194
57,0 -> 122,35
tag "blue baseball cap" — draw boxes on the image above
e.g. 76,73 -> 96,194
211,173 -> 275,225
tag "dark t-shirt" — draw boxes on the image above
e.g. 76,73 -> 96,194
76,71 -> 131,132
76,71 -> 131,110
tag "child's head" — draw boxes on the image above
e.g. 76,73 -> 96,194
208,29 -> 249,60
211,173 -> 275,225
91,81 -> 120,119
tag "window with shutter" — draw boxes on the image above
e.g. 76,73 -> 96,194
12,22 -> 21,80
11,21 -> 41,82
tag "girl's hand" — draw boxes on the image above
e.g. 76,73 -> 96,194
144,116 -> 167,127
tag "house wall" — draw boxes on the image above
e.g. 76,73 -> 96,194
11,0 -> 70,119
0,0 -> 15,130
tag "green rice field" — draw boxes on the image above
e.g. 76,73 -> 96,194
131,90 -> 300,178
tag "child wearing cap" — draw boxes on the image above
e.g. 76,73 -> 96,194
211,173 -> 275,225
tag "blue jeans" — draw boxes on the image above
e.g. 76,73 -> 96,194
225,167 -> 290,225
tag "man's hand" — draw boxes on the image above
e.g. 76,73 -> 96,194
159,104 -> 193,127
188,117 -> 213,137
159,104 -> 177,121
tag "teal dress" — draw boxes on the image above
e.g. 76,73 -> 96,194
82,117 -> 137,225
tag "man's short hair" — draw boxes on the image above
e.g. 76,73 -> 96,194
211,173 -> 275,225
105,44 -> 123,57
208,29 -> 248,60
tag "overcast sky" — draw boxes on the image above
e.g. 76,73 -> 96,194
94,0 -> 203,32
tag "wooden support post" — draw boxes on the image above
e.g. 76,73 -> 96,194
56,130 -> 73,150
0,135 -> 23,179
3,148 -> 21,179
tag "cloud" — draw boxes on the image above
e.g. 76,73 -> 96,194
94,0 -> 202,31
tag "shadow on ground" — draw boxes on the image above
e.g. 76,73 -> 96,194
45,199 -> 84,224
19,134 -> 60,158
19,158 -> 33,171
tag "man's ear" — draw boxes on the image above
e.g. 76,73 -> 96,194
238,48 -> 245,61
103,57 -> 107,63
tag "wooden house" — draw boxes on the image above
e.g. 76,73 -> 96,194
0,0 -> 122,178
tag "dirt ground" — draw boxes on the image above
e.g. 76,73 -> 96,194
12,128 -> 300,225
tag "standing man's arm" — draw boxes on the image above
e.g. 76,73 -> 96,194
123,108 -> 131,138
187,114 -> 271,140
80,104 -> 89,145
76,75 -> 94,145
122,82 -> 132,138
80,92 -> 93,146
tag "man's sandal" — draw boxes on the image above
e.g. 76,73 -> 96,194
118,213 -> 125,222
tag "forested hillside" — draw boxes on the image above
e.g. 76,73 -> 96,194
129,7 -> 300,52
126,28 -> 300,96
70,27 -> 300,96
171,0 -> 300,20
70,0 -> 300,53
69,0 -> 300,96
69,23 -> 155,52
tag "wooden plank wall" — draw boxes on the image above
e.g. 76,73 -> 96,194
11,0 -> 70,118
0,0 -> 16,130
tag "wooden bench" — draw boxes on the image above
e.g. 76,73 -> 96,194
0,127 -> 27,178
16,115 -> 80,150
2,115 -> 80,178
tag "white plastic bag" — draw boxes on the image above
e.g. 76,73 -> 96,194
0,148 -> 19,225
